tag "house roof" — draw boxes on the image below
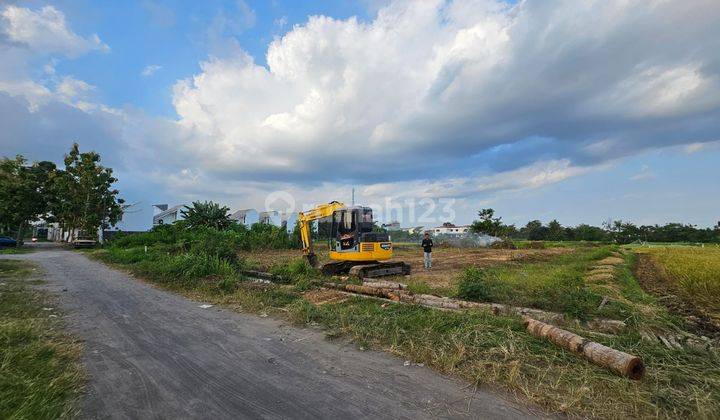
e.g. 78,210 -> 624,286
230,208 -> 256,221
153,204 -> 185,223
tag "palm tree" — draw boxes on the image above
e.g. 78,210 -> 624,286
180,201 -> 232,230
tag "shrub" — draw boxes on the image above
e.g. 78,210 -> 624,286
270,258 -> 318,284
189,228 -> 239,263
457,268 -> 509,302
489,238 -> 517,249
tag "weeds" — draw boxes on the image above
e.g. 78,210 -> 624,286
455,247 -> 615,319
0,260 -> 83,419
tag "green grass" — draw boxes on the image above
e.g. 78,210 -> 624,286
455,246 -> 629,320
0,260 -> 83,419
640,246 -> 720,315
0,247 -> 34,255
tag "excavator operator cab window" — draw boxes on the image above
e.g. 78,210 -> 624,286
360,207 -> 374,233
336,209 -> 357,251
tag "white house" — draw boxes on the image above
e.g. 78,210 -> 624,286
259,211 -> 282,225
230,209 -> 259,226
152,204 -> 185,226
432,224 -> 471,236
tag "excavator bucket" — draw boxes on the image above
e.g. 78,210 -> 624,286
306,252 -> 319,268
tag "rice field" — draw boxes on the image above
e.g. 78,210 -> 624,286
637,246 -> 720,316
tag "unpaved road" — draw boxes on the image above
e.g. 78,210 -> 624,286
2,245 -> 540,419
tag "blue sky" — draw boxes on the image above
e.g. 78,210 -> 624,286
50,0 -> 375,116
1,0 -> 719,230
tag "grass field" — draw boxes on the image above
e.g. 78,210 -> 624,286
635,246 -> 720,327
0,260 -> 83,419
88,242 -> 720,418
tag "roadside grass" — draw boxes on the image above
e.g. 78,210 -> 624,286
0,247 -> 34,255
85,243 -> 720,418
0,260 -> 83,419
289,296 -> 720,419
636,246 -> 720,316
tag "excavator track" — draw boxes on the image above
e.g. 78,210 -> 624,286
321,260 -> 411,279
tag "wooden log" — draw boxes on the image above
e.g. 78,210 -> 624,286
524,318 -> 644,380
241,270 -> 277,280
362,280 -> 407,290
324,283 -> 402,301
324,282 -> 625,332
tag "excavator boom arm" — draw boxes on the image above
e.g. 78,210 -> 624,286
297,201 -> 345,265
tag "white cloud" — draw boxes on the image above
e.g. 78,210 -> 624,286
274,16 -> 288,29
1,5 -> 109,57
141,64 -> 162,77
170,0 -> 720,186
3,1 -> 720,229
630,165 -> 654,181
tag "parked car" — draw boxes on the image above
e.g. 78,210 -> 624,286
0,236 -> 18,248
72,236 -> 97,249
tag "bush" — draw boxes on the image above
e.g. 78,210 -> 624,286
457,268 -> 509,302
189,228 -> 239,263
270,258 -> 318,284
489,238 -> 517,249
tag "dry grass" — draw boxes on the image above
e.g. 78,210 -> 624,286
636,247 -> 720,312
635,246 -> 720,329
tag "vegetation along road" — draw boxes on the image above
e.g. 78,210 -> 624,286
0,244 -> 539,419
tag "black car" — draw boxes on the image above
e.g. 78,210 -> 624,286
0,236 -> 18,248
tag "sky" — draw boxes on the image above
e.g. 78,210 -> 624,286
1,0 -> 719,231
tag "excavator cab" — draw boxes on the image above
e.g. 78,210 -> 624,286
298,202 -> 410,278
331,207 -> 388,253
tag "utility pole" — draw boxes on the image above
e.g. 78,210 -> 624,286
352,188 -> 355,206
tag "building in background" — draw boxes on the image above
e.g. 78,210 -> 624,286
152,204 -> 186,226
432,223 -> 470,237
382,221 -> 401,230
230,209 -> 259,226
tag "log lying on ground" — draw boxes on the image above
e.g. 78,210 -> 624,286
363,280 -> 408,290
324,283 -> 402,301
524,317 -> 645,380
241,270 -> 277,280
340,280 -> 626,333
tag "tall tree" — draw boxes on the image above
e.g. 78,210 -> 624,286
546,219 -> 566,241
54,144 -> 124,240
470,208 -> 510,237
523,219 -> 547,240
0,157 -> 56,244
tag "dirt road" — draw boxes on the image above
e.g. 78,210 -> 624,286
2,245 -> 539,419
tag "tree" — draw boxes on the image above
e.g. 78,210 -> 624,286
546,219 -> 566,241
181,201 -> 232,230
609,220 -> 641,244
0,156 -> 56,244
470,208 -> 510,237
50,144 -> 125,241
523,219 -> 547,240
572,224 -> 607,241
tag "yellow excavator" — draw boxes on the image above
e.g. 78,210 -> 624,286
298,201 -> 411,278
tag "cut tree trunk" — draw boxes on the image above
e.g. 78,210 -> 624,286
524,317 -> 645,379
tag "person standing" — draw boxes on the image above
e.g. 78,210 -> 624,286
421,232 -> 434,269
